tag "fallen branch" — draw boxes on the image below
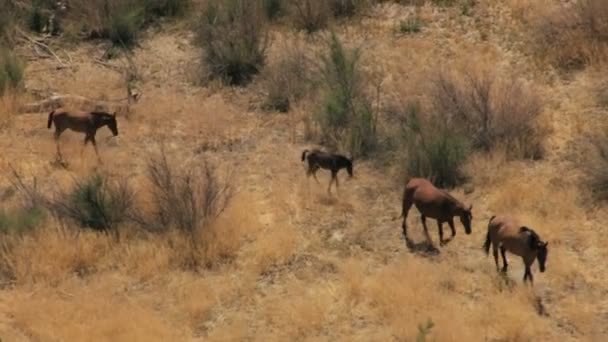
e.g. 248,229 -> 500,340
16,28 -> 68,68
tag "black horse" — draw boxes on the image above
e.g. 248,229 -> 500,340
301,149 -> 353,194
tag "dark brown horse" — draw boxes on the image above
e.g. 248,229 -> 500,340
484,215 -> 548,284
398,178 -> 472,247
301,149 -> 353,194
47,108 -> 118,162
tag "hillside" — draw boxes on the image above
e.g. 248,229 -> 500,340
1,1 -> 607,341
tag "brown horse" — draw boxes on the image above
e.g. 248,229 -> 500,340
301,149 -> 353,194
398,178 -> 472,247
47,108 -> 118,162
484,215 -> 548,284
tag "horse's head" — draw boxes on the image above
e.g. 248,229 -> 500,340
459,203 -> 473,234
107,112 -> 118,136
536,241 -> 549,272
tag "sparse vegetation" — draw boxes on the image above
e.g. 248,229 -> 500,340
1,0 -> 608,340
416,318 -> 435,342
196,0 -> 268,85
528,0 -> 608,71
314,33 -> 377,157
587,127 -> 608,200
0,207 -> 45,234
262,46 -> 313,112
400,16 -> 422,33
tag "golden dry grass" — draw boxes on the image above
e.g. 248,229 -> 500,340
0,1 -> 607,341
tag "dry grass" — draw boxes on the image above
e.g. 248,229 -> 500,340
1,1 -> 608,341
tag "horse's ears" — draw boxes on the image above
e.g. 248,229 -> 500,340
112,112 -> 117,117
544,241 -> 548,247
468,204 -> 473,211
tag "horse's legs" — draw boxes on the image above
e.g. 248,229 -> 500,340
500,246 -> 508,272
492,245 -> 500,271
90,135 -> 102,163
437,220 -> 445,245
523,261 -> 534,284
421,215 -> 433,245
523,265 -> 534,284
401,189 -> 414,241
54,128 -> 64,160
311,167 -> 321,184
329,170 -> 338,195
448,218 -> 456,238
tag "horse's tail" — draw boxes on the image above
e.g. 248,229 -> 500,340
301,149 -> 309,162
47,110 -> 55,129
483,215 -> 496,255
393,183 -> 413,221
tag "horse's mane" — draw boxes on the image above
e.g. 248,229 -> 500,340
440,189 -> 465,208
520,226 -> 541,249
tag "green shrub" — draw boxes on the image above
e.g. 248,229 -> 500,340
48,174 -> 134,231
401,103 -> 469,188
0,207 -> 45,234
0,49 -> 25,95
196,0 -> 268,85
314,33 -> 377,157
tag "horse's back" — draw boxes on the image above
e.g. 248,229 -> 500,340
489,215 -> 527,256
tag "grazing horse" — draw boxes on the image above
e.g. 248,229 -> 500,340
47,108 -> 118,162
484,215 -> 548,284
398,178 -> 472,247
301,149 -> 353,194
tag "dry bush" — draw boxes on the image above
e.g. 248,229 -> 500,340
196,0 -> 269,85
290,0 -> 331,33
430,67 -> 545,160
145,149 -> 233,235
262,44 -> 313,112
527,0 -> 608,71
